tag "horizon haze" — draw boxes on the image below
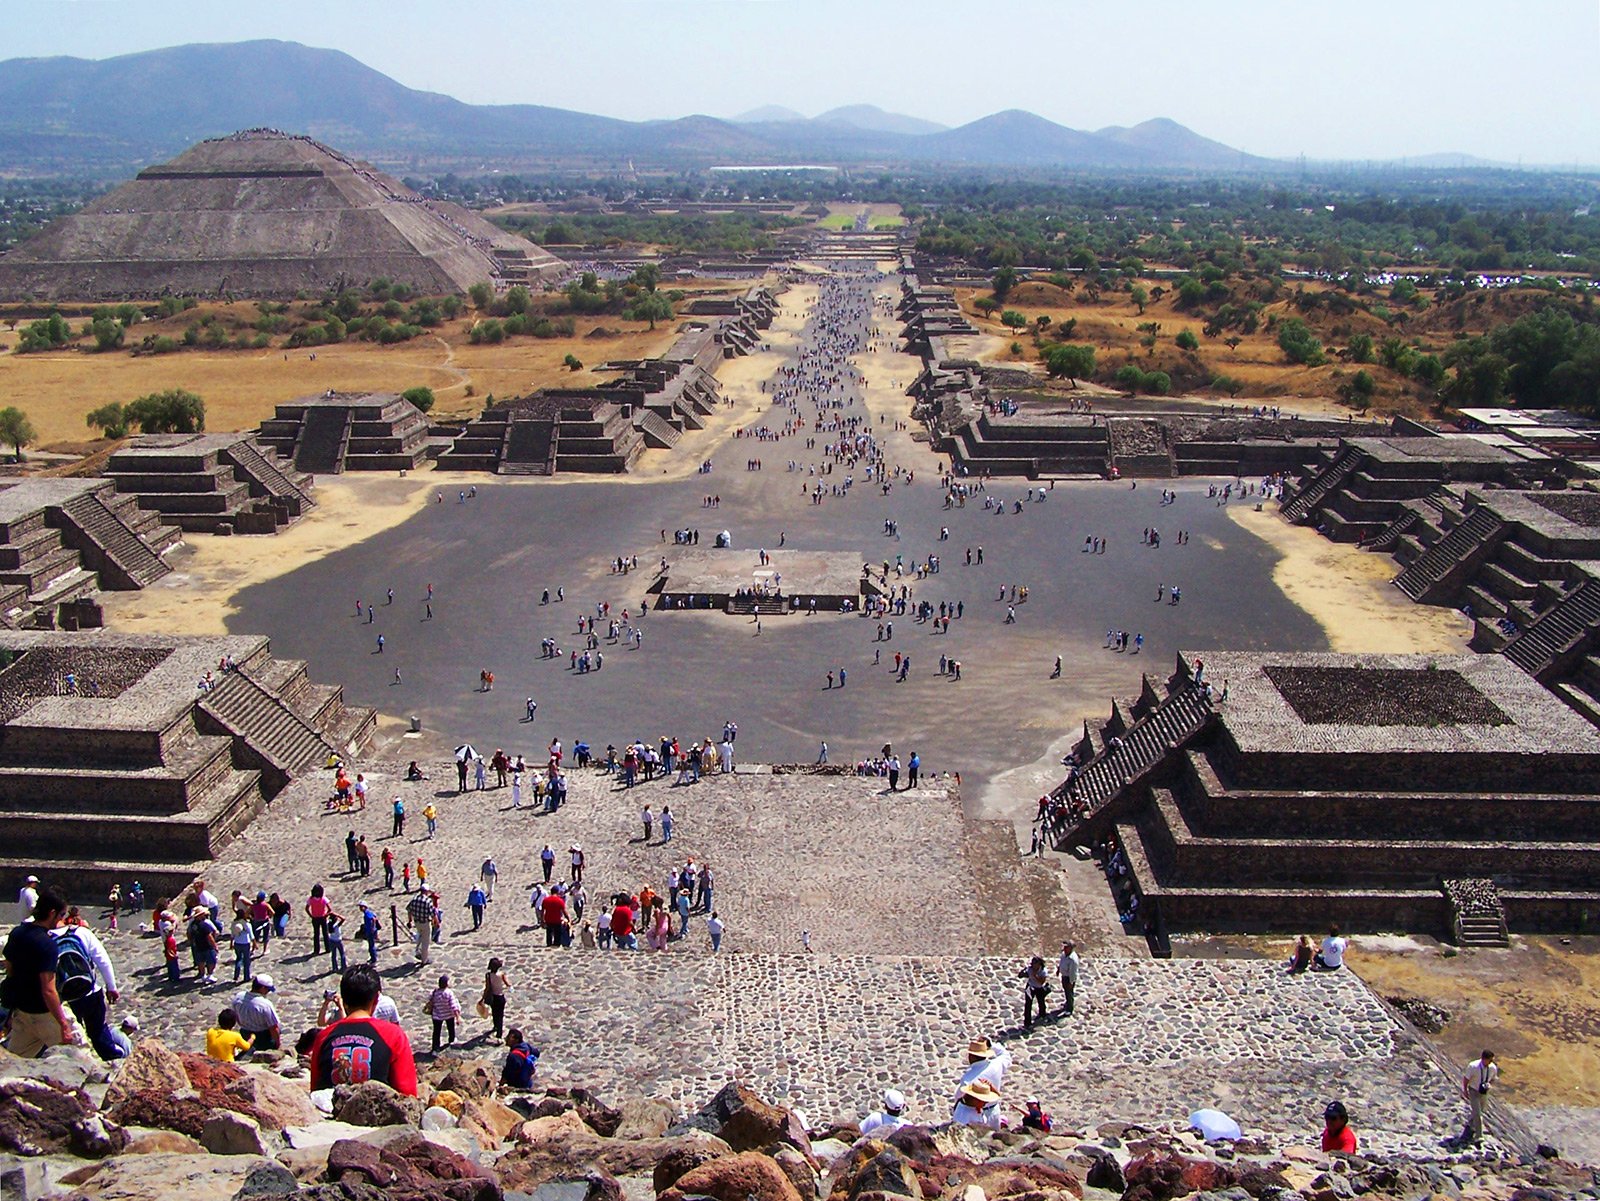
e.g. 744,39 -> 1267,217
6,0 -> 1600,166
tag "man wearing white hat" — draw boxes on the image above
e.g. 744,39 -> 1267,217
17,875 -> 39,921
861,1088 -> 911,1136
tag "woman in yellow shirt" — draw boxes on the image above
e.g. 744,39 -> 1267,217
205,1009 -> 254,1062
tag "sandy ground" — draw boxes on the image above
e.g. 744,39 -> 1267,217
99,476 -> 440,635
1227,505 -> 1472,653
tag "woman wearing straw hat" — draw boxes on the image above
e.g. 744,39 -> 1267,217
952,1077 -> 1006,1129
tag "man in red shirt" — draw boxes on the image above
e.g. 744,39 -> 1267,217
308,964 -> 416,1096
540,889 -> 568,948
610,900 -> 636,950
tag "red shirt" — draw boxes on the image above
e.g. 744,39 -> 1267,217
541,894 -> 567,927
309,1016 -> 417,1096
610,904 -> 633,937
1321,1124 -> 1357,1154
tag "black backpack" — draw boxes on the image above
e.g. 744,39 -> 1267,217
54,930 -> 97,1003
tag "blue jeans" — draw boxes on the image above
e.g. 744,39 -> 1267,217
232,943 -> 252,982
365,934 -> 378,964
328,939 -> 347,972
166,958 -> 181,984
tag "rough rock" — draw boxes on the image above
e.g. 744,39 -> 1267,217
699,1083 -> 814,1161
0,1043 -> 110,1091
333,1079 -> 425,1128
571,1088 -> 624,1138
1124,1152 -> 1239,1201
524,1172 -> 627,1201
230,1159 -> 301,1197
652,1140 -> 733,1194
659,1150 -> 806,1201
56,1151 -> 281,1201
774,1144 -> 824,1200
460,1097 -> 525,1148
201,1110 -> 273,1157
222,1067 -> 320,1131
325,1130 -> 501,1201
829,1143 -> 921,1201
283,1120 -> 372,1150
434,1089 -> 467,1117
105,1089 -> 217,1138
1078,1148 -> 1125,1194
614,1097 -> 677,1141
426,1105 -> 462,1130
425,1056 -> 497,1100
123,1128 -> 205,1155
0,1156 -> 49,1201
516,1109 -> 596,1148
104,1039 -> 190,1110
0,1078 -> 128,1159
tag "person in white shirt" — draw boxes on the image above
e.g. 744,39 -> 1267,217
52,920 -> 127,1060
1461,1051 -> 1498,1145
951,1078 -> 1005,1128
1056,942 -> 1081,1016
1314,926 -> 1347,971
860,1088 -> 910,1136
706,912 -> 724,952
17,875 -> 39,921
956,1036 -> 1011,1098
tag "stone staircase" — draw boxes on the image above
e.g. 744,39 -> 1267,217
1363,508 -> 1420,552
1056,683 -> 1213,814
223,438 -> 316,513
1502,579 -> 1600,680
1280,445 -> 1360,523
1393,506 -> 1503,602
293,406 -> 352,475
636,409 -> 684,449
1443,878 -> 1510,947
197,669 -> 334,777
57,491 -> 170,589
727,595 -> 788,616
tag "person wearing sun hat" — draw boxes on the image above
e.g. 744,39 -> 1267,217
956,1035 -> 1012,1098
952,1077 -> 1006,1128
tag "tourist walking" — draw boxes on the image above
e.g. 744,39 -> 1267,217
1019,955 -> 1052,1028
427,974 -> 461,1054
482,957 -> 510,1037
407,891 -> 436,964
1056,941 -> 1080,1015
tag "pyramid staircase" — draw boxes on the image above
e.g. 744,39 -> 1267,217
1502,579 -> 1600,680
1393,506 -> 1504,602
1055,682 -> 1213,819
1280,445 -> 1360,523
293,406 -> 352,475
57,491 -> 170,589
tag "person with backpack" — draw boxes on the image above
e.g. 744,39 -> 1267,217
53,913 -> 127,1059
3,889 -> 83,1056
187,906 -> 220,985
499,1028 -> 540,1090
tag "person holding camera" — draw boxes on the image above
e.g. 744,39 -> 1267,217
1461,1051 -> 1497,1146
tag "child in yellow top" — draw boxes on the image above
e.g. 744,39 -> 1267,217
205,1008 -> 254,1062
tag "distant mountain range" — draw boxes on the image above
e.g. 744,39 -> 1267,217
0,39 -> 1269,175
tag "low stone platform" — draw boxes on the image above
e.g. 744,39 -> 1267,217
654,549 -> 869,613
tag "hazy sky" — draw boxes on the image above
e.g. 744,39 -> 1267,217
11,0 -> 1600,163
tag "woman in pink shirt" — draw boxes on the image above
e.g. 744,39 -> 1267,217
306,885 -> 331,956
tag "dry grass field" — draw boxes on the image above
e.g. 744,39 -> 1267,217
0,280 -> 748,447
956,278 -> 1452,417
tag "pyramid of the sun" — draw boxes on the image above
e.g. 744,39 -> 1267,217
0,129 -> 564,301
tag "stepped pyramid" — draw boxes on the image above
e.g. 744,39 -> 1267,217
0,128 -> 564,301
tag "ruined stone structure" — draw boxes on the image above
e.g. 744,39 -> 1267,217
0,479 -> 182,629
0,129 -> 564,301
257,391 -> 430,474
1056,651 -> 1600,943
0,631 -> 375,898
104,432 -> 314,534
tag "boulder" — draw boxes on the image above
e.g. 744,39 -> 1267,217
659,1150 -> 806,1201
524,1173 -> 627,1201
181,1051 -> 248,1094
516,1109 -> 597,1149
326,1129 -> 501,1201
531,1096 -> 578,1121
0,1078 -> 128,1159
230,1160 -> 302,1198
500,1127 -> 729,1193
1078,1148 -> 1124,1194
223,1067 -> 320,1131
334,1079 -> 425,1128
281,1119 -> 372,1150
428,1056 -> 498,1100
615,1097 -> 677,1141
1124,1152 -> 1238,1201
104,1039 -> 190,1110
0,1043 -> 107,1091
700,1083 -> 813,1161
105,1088 -> 217,1138
202,1110 -> 273,1157
652,1140 -> 732,1194
434,1089 -> 467,1117
123,1128 -> 205,1155
460,1097 -> 525,1148
571,1087 -> 624,1138
840,1148 -> 922,1200
774,1144 -> 823,1200
58,1151 -> 281,1201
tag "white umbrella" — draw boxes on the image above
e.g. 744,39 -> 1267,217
454,744 -> 479,763
1188,1109 -> 1242,1142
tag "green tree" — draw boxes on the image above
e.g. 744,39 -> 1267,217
1130,285 -> 1149,315
1045,344 -> 1096,386
125,389 -> 205,434
543,222 -> 579,245
992,266 -> 1018,302
563,354 -> 584,372
973,296 -> 1001,319
401,386 -> 436,413
90,313 -> 125,352
631,263 -> 662,292
468,282 -> 493,310
626,292 -> 675,330
1341,369 -> 1376,409
1276,318 -> 1326,366
85,403 -> 128,438
503,286 -> 530,315
1175,329 -> 1199,352
1348,332 -> 1374,363
1000,310 -> 1028,333
0,407 -> 37,458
